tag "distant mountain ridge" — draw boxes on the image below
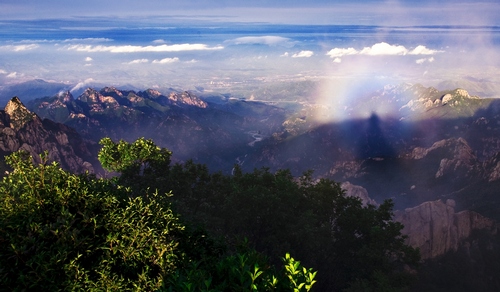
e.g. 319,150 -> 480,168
21,83 -> 500,221
27,86 -> 286,172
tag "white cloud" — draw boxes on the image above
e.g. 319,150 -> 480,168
6,72 -> 22,78
359,42 -> 407,56
0,44 -> 39,52
152,39 -> 166,44
126,59 -> 149,64
416,57 -> 435,64
292,50 -> 314,58
0,69 -> 7,74
85,57 -> 93,62
280,52 -> 289,57
409,45 -> 443,55
333,57 -> 342,63
152,57 -> 179,64
63,38 -> 112,43
18,39 -> 55,43
226,36 -> 293,47
326,47 -> 358,58
70,78 -> 94,93
66,43 -> 223,53
326,42 -> 444,59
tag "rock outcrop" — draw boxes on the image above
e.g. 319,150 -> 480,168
410,137 -> 478,179
0,97 -> 98,174
482,152 -> 500,182
4,97 -> 37,130
168,91 -> 207,108
341,181 -> 377,206
395,199 -> 497,259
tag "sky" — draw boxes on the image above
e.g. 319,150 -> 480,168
1,0 -> 500,113
2,0 -> 500,26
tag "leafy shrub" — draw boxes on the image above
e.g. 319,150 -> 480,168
0,148 -> 317,291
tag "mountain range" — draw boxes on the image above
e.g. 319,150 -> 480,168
14,83 -> 500,219
25,86 -> 286,172
3,81 -> 500,271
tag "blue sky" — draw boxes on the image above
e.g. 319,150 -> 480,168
2,0 -> 500,25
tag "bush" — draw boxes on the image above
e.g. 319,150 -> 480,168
0,149 -> 317,291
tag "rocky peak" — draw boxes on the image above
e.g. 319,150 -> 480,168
395,199 -> 497,259
57,91 -> 74,103
440,88 -> 479,106
4,97 -> 38,130
100,86 -> 123,97
78,88 -> 119,113
145,89 -> 162,98
168,91 -> 207,108
0,97 -> 98,174
398,86 -> 485,120
79,88 -> 101,103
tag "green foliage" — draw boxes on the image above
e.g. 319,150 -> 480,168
98,137 -> 171,191
0,137 -> 419,291
163,249 -> 316,292
98,137 -> 171,176
165,164 -> 419,291
0,146 -> 317,291
0,150 -> 184,290
95,138 -> 419,291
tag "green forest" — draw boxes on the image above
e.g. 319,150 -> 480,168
0,137 -> 420,291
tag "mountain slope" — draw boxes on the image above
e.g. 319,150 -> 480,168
0,97 -> 99,174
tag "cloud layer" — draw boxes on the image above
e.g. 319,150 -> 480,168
326,42 -> 443,59
292,50 -> 314,58
226,36 -> 294,47
152,57 -> 179,64
65,43 -> 224,53
0,44 -> 39,52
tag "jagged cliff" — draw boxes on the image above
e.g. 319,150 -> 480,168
395,199 -> 498,259
0,97 -> 98,174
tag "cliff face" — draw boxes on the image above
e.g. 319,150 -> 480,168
395,199 -> 497,259
0,97 -> 98,174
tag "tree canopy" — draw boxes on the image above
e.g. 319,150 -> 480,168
98,138 -> 420,291
0,137 -> 419,291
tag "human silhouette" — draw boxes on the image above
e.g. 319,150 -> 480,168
357,113 -> 396,159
